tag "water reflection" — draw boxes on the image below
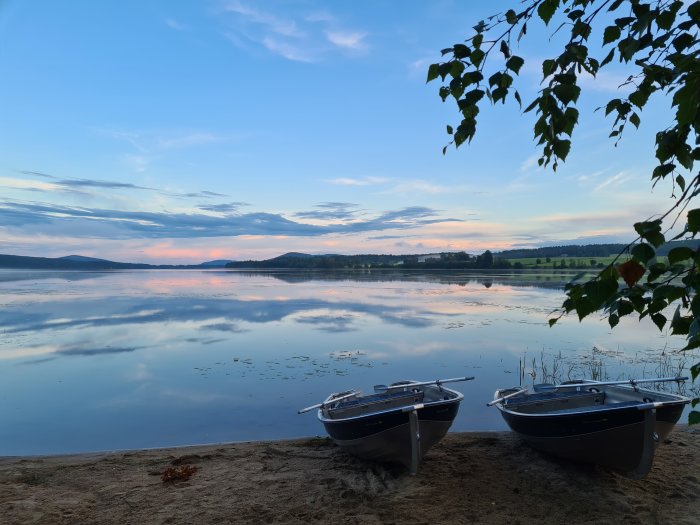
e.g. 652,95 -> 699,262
0,269 -> 694,455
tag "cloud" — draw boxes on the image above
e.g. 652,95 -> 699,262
294,202 -> 359,220
593,171 -> 634,193
14,170 -> 231,203
197,202 -> 248,213
223,1 -> 303,38
520,153 -> 540,172
0,199 -> 460,239
157,133 -> 227,149
325,30 -> 367,51
123,153 -> 151,173
262,36 -> 314,62
386,180 -> 453,194
219,2 -> 367,62
164,18 -> 186,31
325,176 -> 387,186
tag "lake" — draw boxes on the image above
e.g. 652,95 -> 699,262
0,269 -> 695,455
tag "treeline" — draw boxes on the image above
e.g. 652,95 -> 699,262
496,240 -> 700,259
496,244 -> 626,259
225,251 -> 512,269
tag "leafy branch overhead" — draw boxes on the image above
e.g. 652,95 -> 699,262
428,0 -> 699,420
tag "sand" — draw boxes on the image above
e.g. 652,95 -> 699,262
1,427 -> 698,525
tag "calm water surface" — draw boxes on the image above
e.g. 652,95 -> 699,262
0,269 -> 694,455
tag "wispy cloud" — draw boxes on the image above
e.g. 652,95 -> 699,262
386,180 -> 453,194
0,199 -> 459,239
325,30 -> 367,51
197,202 -> 248,213
262,36 -> 314,62
520,153 -> 540,172
157,132 -> 227,149
223,1 -> 303,38
164,18 -> 187,31
13,170 -> 228,203
219,2 -> 368,62
593,171 -> 634,193
325,176 -> 387,186
294,202 -> 359,221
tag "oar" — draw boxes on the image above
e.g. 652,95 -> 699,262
297,390 -> 359,414
373,376 -> 474,393
535,376 -> 688,392
487,387 -> 529,407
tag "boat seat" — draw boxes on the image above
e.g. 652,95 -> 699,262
541,400 -> 641,415
513,389 -> 604,403
329,390 -> 424,419
505,391 -> 605,413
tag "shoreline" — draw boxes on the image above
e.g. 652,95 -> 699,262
2,428 -> 699,524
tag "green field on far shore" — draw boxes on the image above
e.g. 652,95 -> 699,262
506,255 -> 624,269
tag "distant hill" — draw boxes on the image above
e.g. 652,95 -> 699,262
199,259 -> 235,267
60,255 -> 113,263
225,251 -> 510,269
0,254 -> 225,270
2,240 -> 697,271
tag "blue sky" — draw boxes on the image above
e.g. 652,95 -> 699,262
0,1 -> 681,263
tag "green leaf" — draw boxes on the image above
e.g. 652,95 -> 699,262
689,410 -> 700,425
688,209 -> 700,234
629,112 -> 640,129
505,9 -> 518,25
572,20 -> 591,40
524,97 -> 539,113
542,59 -> 556,77
506,56 -> 525,75
500,40 -> 510,59
692,362 -> 700,381
537,0 -> 559,25
629,87 -> 651,109
427,63 -> 440,83
470,48 -> 485,68
609,313 -> 619,328
689,1 -> 700,21
633,220 -> 665,248
446,125 -> 454,135
651,313 -> 667,331
548,318 -> 557,327
603,25 -> 621,45
553,84 -> 581,105
452,44 -> 471,59
676,174 -> 686,192
464,88 -> 485,104
618,300 -> 634,316
656,9 -> 676,30
449,61 -> 465,78
552,138 -> 571,160
575,297 -> 596,321
631,243 -> 655,264
668,247 -> 695,265
600,48 -> 615,67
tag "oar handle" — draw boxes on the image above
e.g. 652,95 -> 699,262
544,376 -> 688,390
488,387 -> 528,407
379,376 -> 475,392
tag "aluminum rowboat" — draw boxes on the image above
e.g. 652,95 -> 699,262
301,377 -> 471,474
492,378 -> 689,479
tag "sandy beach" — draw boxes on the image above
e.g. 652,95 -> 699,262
1,427 -> 698,525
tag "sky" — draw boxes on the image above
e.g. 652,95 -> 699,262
0,0 -> 685,264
